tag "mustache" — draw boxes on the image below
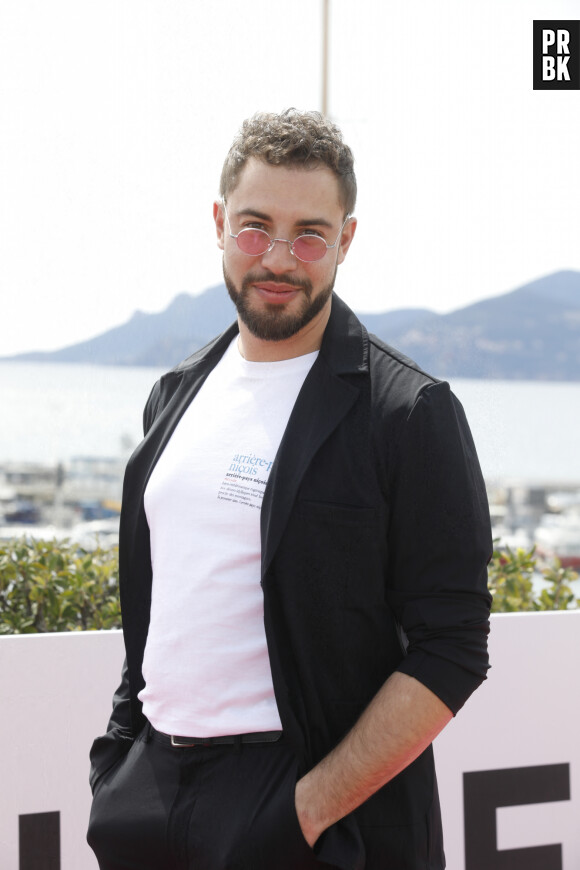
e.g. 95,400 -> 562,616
242,271 -> 312,293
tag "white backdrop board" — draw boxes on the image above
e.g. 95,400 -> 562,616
0,630 -> 125,870
0,613 -> 579,869
434,612 -> 580,870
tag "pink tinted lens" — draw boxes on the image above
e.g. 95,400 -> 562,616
236,229 -> 271,255
292,235 -> 327,261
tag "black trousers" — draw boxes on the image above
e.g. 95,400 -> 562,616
87,727 -> 331,870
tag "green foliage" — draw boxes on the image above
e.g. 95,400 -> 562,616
1,537 -> 578,633
0,537 -> 121,634
488,542 -> 580,612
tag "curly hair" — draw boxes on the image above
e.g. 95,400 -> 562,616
219,109 -> 356,216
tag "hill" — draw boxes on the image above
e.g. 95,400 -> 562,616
5,271 -> 580,380
8,287 -> 235,367
381,271 -> 580,380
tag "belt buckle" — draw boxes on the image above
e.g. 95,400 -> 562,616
170,735 -> 196,747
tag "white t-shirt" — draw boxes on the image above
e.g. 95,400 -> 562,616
139,337 -> 318,737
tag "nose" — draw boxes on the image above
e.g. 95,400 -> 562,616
259,238 -> 298,274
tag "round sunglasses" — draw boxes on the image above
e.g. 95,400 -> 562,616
222,202 -> 350,263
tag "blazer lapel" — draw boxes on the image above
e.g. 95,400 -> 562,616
260,295 -> 369,579
260,360 -> 360,579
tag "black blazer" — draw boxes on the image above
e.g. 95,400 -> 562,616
92,294 -> 492,869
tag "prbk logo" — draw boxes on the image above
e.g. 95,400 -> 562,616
533,21 -> 580,89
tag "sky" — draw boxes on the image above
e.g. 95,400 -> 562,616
2,0 -> 580,356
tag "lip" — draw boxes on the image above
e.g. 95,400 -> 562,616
253,282 -> 301,303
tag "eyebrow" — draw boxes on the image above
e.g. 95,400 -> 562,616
233,208 -> 334,230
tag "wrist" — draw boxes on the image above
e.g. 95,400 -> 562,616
294,775 -> 329,847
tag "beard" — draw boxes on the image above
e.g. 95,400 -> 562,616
223,262 -> 336,342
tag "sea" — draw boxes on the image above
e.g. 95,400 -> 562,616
1,361 -> 579,486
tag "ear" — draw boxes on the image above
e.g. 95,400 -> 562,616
337,216 -> 357,265
213,200 -> 225,251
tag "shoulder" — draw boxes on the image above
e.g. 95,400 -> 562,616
362,332 -> 477,473
366,331 -> 449,418
323,295 -> 454,428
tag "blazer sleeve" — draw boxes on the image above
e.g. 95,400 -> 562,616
386,380 -> 493,714
94,379 -> 162,746
88,658 -> 134,792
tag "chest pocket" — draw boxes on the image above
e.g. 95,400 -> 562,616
294,499 -> 379,599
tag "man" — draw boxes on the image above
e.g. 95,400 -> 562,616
88,109 -> 492,870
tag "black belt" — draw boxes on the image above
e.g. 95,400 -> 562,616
150,725 -> 283,748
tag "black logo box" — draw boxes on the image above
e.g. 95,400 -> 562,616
533,20 -> 580,89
